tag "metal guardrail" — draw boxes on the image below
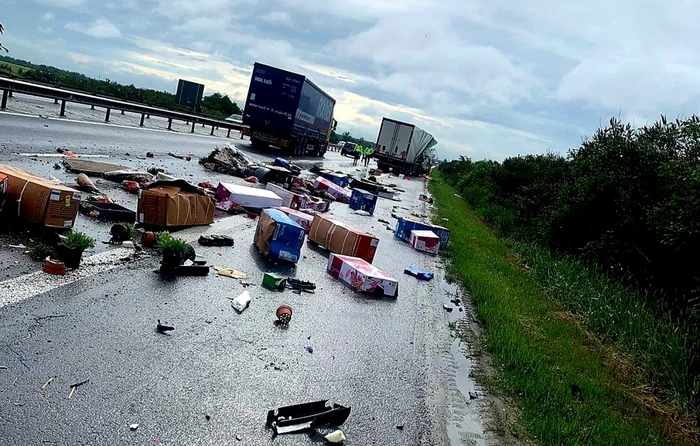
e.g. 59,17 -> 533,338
0,76 -> 247,137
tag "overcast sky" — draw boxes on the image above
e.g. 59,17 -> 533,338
1,0 -> 698,160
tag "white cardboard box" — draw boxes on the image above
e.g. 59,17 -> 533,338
216,182 -> 282,210
409,229 -> 440,255
265,183 -> 309,210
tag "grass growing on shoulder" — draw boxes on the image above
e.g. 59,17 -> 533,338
513,241 -> 699,440
429,176 -> 669,445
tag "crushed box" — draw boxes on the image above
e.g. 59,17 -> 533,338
327,253 -> 398,298
266,182 -> 309,210
0,164 -> 82,228
276,206 -> 314,233
409,230 -> 440,254
349,189 -> 378,215
301,196 -> 331,213
254,209 -> 306,263
308,214 -> 379,263
395,217 -> 450,248
319,170 -> 350,188
137,180 -> 214,228
314,177 -> 351,203
216,182 -> 282,211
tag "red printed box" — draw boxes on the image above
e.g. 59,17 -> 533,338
409,230 -> 440,254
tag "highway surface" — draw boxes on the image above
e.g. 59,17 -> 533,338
0,113 -> 488,445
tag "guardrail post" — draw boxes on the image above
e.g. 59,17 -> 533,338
227,128 -> 231,138
105,108 -> 111,123
210,125 -> 215,136
168,118 -> 173,130
60,100 -> 66,117
191,121 -> 196,133
91,105 -> 95,110
121,110 -> 125,115
1,90 -> 8,109
8,91 -> 12,98
147,114 -> 150,119
140,113 -> 145,127
54,99 -> 59,104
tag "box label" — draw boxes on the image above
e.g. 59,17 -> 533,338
49,191 -> 61,201
63,220 -> 73,228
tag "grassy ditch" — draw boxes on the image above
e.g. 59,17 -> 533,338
429,175 -> 696,445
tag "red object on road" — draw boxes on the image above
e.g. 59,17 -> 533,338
244,176 -> 259,184
122,180 -> 140,193
198,181 -> 215,191
43,259 -> 67,276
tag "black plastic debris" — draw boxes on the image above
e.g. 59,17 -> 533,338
198,235 -> 234,247
286,278 -> 316,293
156,320 -> 175,333
266,400 -> 351,435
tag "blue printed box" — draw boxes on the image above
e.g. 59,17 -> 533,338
349,189 -> 378,215
319,170 -> 350,188
254,209 -> 306,263
394,217 -> 450,248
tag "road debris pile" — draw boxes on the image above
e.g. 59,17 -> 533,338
199,144 -> 261,177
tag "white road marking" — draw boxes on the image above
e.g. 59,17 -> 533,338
20,153 -> 111,158
0,215 -> 252,310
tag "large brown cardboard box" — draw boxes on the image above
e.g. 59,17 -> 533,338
0,164 -> 82,228
137,180 -> 215,228
308,214 -> 379,263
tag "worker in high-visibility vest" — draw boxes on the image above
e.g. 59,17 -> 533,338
353,144 -> 363,166
363,146 -> 374,166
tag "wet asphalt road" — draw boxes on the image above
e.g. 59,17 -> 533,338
0,114 -> 485,445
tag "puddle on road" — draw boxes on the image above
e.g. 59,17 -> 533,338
438,278 -> 486,446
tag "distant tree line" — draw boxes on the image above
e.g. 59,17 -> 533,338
0,55 -> 241,119
440,116 -> 700,324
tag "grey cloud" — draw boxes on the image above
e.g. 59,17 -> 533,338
66,17 -> 122,39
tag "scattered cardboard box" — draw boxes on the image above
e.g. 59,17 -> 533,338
302,196 -> 331,213
216,182 -> 283,211
327,253 -> 398,297
277,206 -> 314,232
266,183 -> 309,210
0,164 -> 82,228
254,209 -> 306,263
314,177 -> 351,203
308,214 -> 379,264
349,189 -> 378,215
409,230 -> 440,254
319,170 -> 350,188
395,217 -> 450,248
137,180 -> 214,228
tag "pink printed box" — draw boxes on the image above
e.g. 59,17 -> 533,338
314,177 -> 352,203
409,230 -> 440,255
276,206 -> 314,233
327,253 -> 398,298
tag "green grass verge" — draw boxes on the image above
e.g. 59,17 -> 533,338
0,61 -> 33,75
430,175 -> 671,445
